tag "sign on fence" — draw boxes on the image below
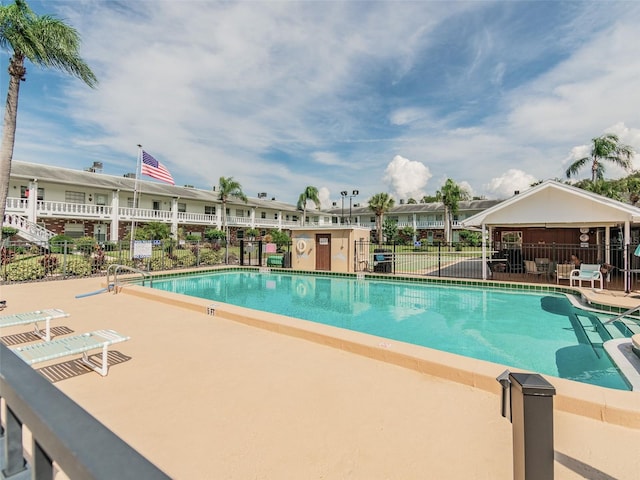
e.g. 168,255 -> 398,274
133,240 -> 153,259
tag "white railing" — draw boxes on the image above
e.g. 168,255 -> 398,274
5,197 -> 28,211
118,207 -> 173,221
177,212 -> 218,224
36,201 -> 112,218
2,214 -> 55,244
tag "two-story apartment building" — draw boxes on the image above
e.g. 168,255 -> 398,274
3,161 -> 502,245
4,161 -> 334,244
328,199 -> 502,243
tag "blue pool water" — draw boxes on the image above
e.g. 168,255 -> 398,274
150,271 -> 630,390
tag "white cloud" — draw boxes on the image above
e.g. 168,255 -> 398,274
10,1 -> 640,205
312,152 -> 346,167
318,187 -> 332,209
383,155 -> 432,201
484,170 -> 537,199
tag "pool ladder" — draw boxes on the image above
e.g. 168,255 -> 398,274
106,264 -> 152,293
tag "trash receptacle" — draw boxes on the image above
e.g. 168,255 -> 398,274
373,248 -> 392,273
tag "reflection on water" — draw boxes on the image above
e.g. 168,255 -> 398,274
152,271 -> 629,390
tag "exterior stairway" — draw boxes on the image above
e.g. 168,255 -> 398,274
2,214 -> 55,245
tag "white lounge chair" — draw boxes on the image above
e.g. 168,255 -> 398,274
570,264 -> 604,290
11,329 -> 130,376
0,308 -> 70,342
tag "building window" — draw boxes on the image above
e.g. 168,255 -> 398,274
178,203 -> 187,213
64,223 -> 85,238
127,197 -> 135,208
95,194 -> 107,206
260,212 -> 266,219
370,217 -> 375,223
65,191 -> 85,204
237,230 -> 244,239
205,205 -> 216,215
152,201 -> 161,211
235,209 -> 245,217
20,186 -> 44,200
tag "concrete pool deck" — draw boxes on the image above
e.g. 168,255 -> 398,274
1,277 -> 639,479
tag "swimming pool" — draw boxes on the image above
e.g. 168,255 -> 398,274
149,270 -> 631,390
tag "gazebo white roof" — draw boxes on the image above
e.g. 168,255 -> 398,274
462,180 -> 640,228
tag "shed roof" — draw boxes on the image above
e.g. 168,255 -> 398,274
462,180 -> 640,228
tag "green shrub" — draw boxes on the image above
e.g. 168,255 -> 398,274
150,256 -> 175,271
1,227 -> 18,238
269,229 -> 290,249
49,234 -> 74,253
198,249 -> 222,265
102,241 -> 117,252
175,251 -> 196,267
63,257 -> 93,277
204,228 -> 226,241
4,262 -> 46,281
75,236 -> 97,255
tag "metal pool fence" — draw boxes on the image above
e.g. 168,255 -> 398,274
2,237 -> 640,293
355,240 -> 640,292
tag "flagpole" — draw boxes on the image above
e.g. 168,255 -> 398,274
130,144 -> 143,259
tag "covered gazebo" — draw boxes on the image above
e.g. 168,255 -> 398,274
462,180 -> 640,291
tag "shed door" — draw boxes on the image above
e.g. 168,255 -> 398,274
316,234 -> 331,271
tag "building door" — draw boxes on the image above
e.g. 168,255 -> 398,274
93,224 -> 107,242
316,233 -> 331,271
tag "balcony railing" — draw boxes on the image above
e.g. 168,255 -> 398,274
4,199 -> 300,229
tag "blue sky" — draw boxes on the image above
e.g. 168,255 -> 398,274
3,1 -> 640,207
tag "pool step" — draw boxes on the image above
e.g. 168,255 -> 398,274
597,313 -> 640,337
575,314 -> 607,347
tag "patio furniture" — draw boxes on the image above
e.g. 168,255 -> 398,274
570,264 -> 604,290
11,329 -> 130,376
0,308 -> 70,342
524,260 -> 543,278
555,264 -> 574,284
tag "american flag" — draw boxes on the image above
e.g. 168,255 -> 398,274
140,150 -> 175,185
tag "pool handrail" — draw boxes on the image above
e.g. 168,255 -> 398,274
107,264 -> 152,293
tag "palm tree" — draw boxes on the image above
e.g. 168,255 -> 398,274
565,134 -> 635,182
218,176 -> 247,261
368,192 -> 395,244
435,179 -> 469,244
296,186 -> 320,226
0,0 -> 97,222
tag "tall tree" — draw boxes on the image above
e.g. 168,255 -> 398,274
218,176 -> 247,246
565,134 -> 635,182
368,192 -> 395,244
435,179 -> 469,244
0,0 -> 97,222
296,186 -> 320,226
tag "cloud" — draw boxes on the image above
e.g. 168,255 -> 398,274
383,155 -> 432,201
318,187 -> 332,209
484,169 -> 538,199
10,1 -> 640,205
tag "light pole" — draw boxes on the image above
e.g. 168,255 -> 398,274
349,190 -> 359,224
340,191 -> 348,224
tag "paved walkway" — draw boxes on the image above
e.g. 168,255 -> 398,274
1,278 -> 639,479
